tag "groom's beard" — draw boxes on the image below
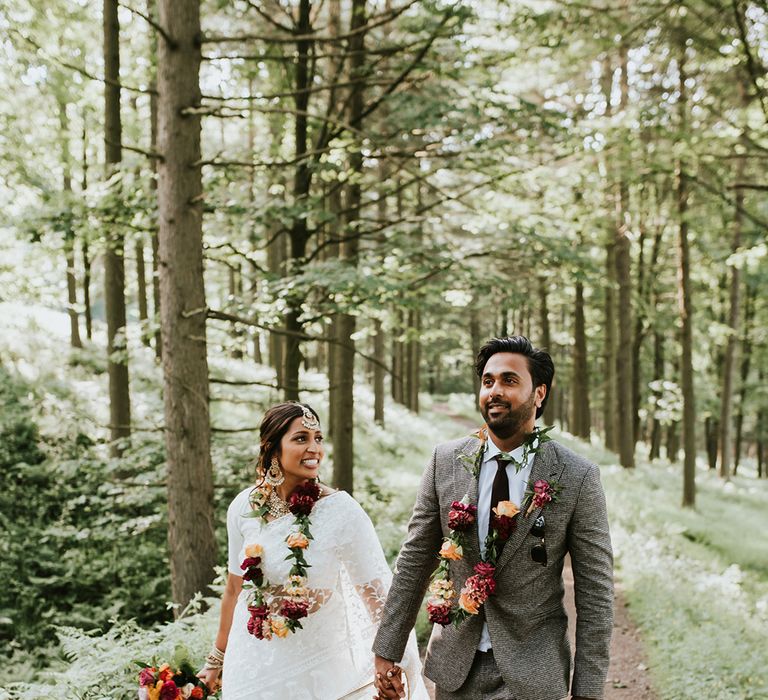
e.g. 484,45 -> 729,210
481,389 -> 537,440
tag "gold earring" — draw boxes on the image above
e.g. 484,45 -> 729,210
265,456 -> 284,487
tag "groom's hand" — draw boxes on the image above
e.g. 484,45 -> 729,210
374,655 -> 405,699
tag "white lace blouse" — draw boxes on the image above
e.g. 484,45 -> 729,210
222,488 -> 428,700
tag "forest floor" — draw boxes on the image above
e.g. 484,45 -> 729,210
429,403 -> 658,700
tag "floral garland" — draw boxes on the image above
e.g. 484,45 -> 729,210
241,480 -> 321,640
426,425 -> 559,627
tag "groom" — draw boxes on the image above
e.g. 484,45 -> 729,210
373,336 -> 613,700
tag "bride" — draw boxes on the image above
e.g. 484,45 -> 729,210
198,401 -> 428,700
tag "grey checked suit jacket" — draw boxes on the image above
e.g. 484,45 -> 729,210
373,437 -> 614,700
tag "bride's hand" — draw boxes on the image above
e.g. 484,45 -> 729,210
197,667 -> 222,693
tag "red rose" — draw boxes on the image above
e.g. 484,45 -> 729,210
288,481 -> 321,516
427,602 -> 452,626
464,573 -> 495,601
533,480 -> 550,495
247,614 -> 266,638
473,562 -> 495,578
448,501 -> 477,531
138,668 -> 156,686
491,513 -> 518,541
241,557 -> 263,583
249,604 -> 268,614
190,686 -> 205,699
280,599 -> 309,620
159,680 -> 180,700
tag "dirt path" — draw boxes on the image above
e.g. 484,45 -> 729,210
427,404 -> 658,699
564,557 -> 657,699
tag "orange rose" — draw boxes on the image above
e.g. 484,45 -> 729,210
157,664 -> 173,682
245,543 -> 263,558
270,616 -> 290,638
286,533 -> 309,549
493,500 -> 519,518
439,540 -> 463,560
458,592 -> 481,615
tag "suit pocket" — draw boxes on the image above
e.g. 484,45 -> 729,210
528,600 -> 566,623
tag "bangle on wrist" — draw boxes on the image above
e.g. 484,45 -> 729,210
203,645 -> 225,670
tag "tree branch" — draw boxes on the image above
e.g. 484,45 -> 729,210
207,308 -> 395,374
117,1 -> 177,48
14,30 -> 157,95
202,0 -> 421,45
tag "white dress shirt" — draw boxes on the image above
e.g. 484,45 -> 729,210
476,434 -> 536,652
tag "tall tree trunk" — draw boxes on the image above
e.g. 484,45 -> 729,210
228,265 -> 244,360
156,0 -> 217,608
614,41 -> 634,468
58,98 -> 82,349
705,416 -> 718,471
373,318 -> 385,426
649,332 -> 663,460
391,307 -> 405,405
635,198 -> 664,448
149,5 -> 162,360
571,280 -> 590,439
81,111 -> 93,340
733,282 -> 755,473
283,0 -> 313,401
600,55 -> 618,454
603,241 -> 618,453
372,161 -> 387,427
717,113 -> 747,479
406,309 -> 421,413
667,422 -> 679,463
539,276 -> 554,426
631,222 -> 647,447
331,0 -> 366,493
245,77 -> 263,366
676,46 -> 696,507
136,237 -> 150,346
82,239 -> 93,340
103,0 -> 131,455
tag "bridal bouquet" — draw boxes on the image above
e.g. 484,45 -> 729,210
137,659 -> 214,700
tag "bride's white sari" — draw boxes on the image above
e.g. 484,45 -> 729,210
222,488 -> 429,700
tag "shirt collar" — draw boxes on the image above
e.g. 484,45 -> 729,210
483,435 -> 527,465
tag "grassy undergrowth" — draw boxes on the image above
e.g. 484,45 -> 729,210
557,432 -> 768,700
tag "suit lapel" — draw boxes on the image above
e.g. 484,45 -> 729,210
494,441 -> 562,573
452,437 -> 483,561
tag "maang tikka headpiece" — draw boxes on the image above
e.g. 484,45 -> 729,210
301,405 -> 320,431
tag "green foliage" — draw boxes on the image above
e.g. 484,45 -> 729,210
6,599 -> 220,700
0,367 -> 176,661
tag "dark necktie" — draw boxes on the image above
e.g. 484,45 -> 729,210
488,455 -> 510,530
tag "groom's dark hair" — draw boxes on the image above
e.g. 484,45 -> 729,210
474,336 -> 555,419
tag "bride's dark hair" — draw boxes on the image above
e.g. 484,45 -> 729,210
254,401 -> 321,483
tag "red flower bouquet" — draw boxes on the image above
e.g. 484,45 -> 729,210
137,654 -> 215,700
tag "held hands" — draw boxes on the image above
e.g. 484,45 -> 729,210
373,655 -> 405,699
196,667 -> 222,694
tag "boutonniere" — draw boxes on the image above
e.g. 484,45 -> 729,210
457,427 -> 488,477
524,477 -> 563,516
